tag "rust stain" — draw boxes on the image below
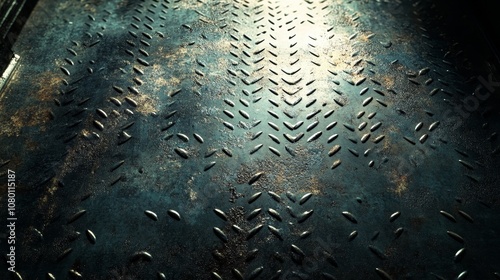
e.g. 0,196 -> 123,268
155,76 -> 182,89
34,71 -> 62,102
132,94 -> 158,115
0,106 -> 50,137
252,158 -> 326,196
58,128 -> 109,179
275,170 -> 286,186
13,107 -> 49,126
37,177 -> 59,228
390,170 -> 409,196
328,44 -> 350,67
383,134 -> 391,151
303,176 -> 322,195
0,71 -> 59,136
159,45 -> 189,67
380,74 -> 396,89
186,176 -> 198,201
150,62 -> 185,94
359,33 -> 372,43
36,123 -> 113,227
83,3 -> 97,13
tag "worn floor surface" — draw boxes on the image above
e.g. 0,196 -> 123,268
1,0 -> 500,279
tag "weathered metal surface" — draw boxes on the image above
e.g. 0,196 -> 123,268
0,0 -> 500,279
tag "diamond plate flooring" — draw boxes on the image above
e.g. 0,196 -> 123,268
1,0 -> 500,279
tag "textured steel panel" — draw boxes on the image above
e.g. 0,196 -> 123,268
1,0 -> 500,279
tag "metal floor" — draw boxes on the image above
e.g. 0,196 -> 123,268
1,0 -> 500,279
